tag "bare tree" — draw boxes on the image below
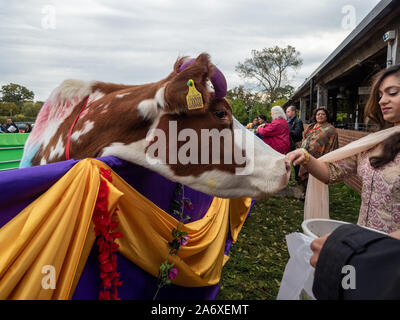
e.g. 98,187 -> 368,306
236,45 -> 302,103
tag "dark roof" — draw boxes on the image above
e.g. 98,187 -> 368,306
286,0 -> 398,105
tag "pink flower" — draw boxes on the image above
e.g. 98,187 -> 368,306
179,236 -> 189,246
168,267 -> 178,280
184,199 -> 194,210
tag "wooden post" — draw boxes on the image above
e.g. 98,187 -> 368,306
309,78 -> 314,122
316,84 -> 328,108
300,98 -> 307,122
332,94 -> 337,125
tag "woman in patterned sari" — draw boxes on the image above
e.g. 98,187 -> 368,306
286,65 -> 400,301
298,107 -> 338,199
287,64 -> 400,233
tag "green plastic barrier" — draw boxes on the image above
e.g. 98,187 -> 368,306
0,133 -> 29,171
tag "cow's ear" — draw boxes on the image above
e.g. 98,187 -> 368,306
164,53 -> 214,114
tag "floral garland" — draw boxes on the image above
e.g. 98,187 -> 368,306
92,171 -> 193,300
153,183 -> 193,300
93,168 -> 123,300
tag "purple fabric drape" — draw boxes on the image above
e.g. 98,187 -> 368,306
0,156 -> 246,300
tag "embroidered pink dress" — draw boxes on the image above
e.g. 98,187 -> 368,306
328,148 -> 400,233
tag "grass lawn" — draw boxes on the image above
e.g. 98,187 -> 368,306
216,181 -> 361,300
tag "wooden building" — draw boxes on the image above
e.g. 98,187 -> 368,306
284,0 -> 400,192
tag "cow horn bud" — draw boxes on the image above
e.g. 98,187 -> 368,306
178,58 -> 227,99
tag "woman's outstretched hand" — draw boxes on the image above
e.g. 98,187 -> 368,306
286,149 -> 305,166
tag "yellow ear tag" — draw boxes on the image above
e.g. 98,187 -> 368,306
186,79 -> 204,110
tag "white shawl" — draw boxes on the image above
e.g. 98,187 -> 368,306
304,125 -> 400,220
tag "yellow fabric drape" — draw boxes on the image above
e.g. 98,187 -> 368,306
0,158 -> 252,299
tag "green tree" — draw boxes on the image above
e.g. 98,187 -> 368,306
275,85 -> 295,101
230,99 -> 249,125
0,102 -> 19,117
236,45 -> 302,104
271,97 -> 288,108
227,86 -> 260,111
22,101 -> 43,118
227,86 -> 268,123
0,83 -> 34,110
251,102 -> 271,122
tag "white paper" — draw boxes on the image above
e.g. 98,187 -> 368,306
7,125 -> 17,132
277,232 -> 316,300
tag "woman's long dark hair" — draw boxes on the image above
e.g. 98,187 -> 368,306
364,64 -> 400,168
369,133 -> 400,168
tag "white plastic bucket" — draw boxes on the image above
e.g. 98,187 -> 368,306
301,218 -> 387,239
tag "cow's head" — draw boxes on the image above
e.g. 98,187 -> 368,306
22,53 -> 290,199
162,54 -> 225,113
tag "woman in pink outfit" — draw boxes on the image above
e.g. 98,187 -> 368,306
287,64 -> 400,234
257,106 -> 290,154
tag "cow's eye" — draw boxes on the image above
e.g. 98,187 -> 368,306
215,110 -> 227,119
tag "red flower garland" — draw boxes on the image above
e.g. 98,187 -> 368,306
93,168 -> 123,300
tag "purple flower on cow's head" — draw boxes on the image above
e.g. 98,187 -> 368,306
179,235 -> 189,246
168,267 -> 178,280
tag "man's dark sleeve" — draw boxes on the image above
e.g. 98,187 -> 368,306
313,224 -> 400,300
292,119 -> 303,142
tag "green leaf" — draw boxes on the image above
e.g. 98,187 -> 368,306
173,210 -> 182,217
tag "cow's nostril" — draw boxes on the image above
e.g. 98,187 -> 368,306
285,161 -> 291,174
285,161 -> 292,180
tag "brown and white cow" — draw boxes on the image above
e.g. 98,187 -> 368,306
21,53 -> 290,199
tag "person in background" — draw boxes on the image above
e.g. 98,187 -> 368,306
255,115 -> 267,139
246,117 -> 260,136
25,123 -> 32,133
296,107 -> 338,199
258,114 -> 267,126
286,105 -> 304,181
257,106 -> 290,154
5,118 -> 19,133
301,107 -> 338,159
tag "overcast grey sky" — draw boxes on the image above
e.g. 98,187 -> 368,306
0,0 -> 381,101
